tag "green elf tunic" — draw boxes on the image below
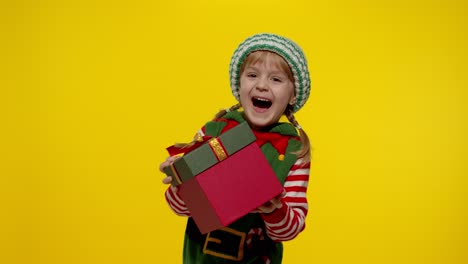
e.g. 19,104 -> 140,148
182,110 -> 301,264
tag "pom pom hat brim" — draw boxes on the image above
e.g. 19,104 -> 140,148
229,33 -> 311,112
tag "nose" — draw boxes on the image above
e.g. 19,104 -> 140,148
255,77 -> 269,91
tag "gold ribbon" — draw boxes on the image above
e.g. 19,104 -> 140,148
170,164 -> 182,185
194,132 -> 204,142
208,138 -> 227,161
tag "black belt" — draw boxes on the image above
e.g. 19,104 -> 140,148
185,218 -> 275,261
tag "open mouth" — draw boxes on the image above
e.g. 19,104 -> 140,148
252,97 -> 272,109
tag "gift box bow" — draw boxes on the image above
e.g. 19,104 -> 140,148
166,134 -> 213,157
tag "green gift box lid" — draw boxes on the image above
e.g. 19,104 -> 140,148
163,122 -> 256,186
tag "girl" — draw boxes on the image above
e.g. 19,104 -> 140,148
160,33 -> 312,264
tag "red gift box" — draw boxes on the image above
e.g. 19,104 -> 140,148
176,130 -> 283,234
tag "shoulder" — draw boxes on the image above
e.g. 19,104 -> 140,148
202,116 -> 242,137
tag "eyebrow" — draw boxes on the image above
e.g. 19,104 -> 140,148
244,66 -> 258,71
244,66 -> 288,76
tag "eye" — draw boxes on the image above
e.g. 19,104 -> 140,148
272,77 -> 283,83
246,73 -> 257,78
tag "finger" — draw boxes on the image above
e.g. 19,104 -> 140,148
270,198 -> 283,209
159,156 -> 181,172
257,203 -> 276,214
159,160 -> 171,172
167,155 -> 181,163
159,163 -> 167,172
280,190 -> 287,198
162,176 -> 173,184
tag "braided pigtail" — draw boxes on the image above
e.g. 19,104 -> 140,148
214,103 -> 241,119
285,105 -> 311,162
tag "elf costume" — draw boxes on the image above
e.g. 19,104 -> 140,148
164,33 -> 312,263
166,110 -> 310,263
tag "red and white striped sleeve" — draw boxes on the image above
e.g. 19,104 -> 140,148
165,186 -> 191,217
261,158 -> 310,241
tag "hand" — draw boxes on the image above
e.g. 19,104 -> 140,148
159,156 -> 181,185
252,190 -> 286,214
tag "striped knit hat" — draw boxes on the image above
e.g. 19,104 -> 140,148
229,33 -> 311,112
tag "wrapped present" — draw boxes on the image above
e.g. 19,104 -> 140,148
163,122 -> 283,234
163,122 -> 256,186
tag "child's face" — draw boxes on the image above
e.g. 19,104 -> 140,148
239,53 -> 295,129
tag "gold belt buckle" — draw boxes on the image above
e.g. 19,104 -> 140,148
203,227 -> 246,261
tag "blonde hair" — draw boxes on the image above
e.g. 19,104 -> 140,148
216,51 -> 311,162
240,51 -> 294,82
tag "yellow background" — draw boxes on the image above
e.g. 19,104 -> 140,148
1,0 -> 466,263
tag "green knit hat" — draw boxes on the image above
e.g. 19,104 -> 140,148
229,33 -> 311,112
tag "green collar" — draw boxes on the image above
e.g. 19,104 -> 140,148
222,110 -> 298,137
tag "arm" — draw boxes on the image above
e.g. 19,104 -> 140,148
164,186 -> 191,217
260,158 -> 310,242
161,155 -> 191,216
161,128 -> 206,217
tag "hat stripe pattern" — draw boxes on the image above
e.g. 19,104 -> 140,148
229,33 -> 311,112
